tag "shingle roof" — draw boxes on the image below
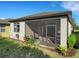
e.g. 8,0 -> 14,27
9,11 -> 76,29
9,11 -> 72,22
0,19 -> 10,24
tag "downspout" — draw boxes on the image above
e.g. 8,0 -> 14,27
25,21 -> 26,39
67,18 -> 68,49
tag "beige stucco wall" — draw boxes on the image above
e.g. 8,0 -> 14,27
19,22 -> 25,41
25,23 -> 34,37
10,21 -> 25,41
68,22 -> 73,36
0,25 -> 10,37
60,17 -> 67,48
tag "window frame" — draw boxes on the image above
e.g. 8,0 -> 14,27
0,24 -> 5,32
14,22 -> 20,32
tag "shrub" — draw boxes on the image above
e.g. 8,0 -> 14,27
57,34 -> 77,56
73,32 -> 79,48
57,46 -> 67,55
58,46 -> 67,52
25,36 -> 40,45
68,34 -> 77,49
25,36 -> 35,45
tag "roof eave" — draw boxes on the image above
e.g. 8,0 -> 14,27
9,11 -> 72,22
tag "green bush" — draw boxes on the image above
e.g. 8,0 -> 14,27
25,36 -> 41,46
57,46 -> 67,55
73,32 -> 79,48
68,34 -> 77,49
26,36 -> 35,45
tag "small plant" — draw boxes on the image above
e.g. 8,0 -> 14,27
34,40 -> 40,45
25,36 -> 41,46
57,46 -> 67,55
26,36 -> 35,45
68,34 -> 77,49
57,34 -> 77,56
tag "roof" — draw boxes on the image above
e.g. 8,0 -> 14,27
9,11 -> 76,29
0,19 -> 10,24
9,11 -> 72,22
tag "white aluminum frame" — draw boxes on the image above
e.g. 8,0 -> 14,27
41,23 -> 57,44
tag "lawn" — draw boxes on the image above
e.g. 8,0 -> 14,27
0,37 -> 49,58
0,37 -> 79,58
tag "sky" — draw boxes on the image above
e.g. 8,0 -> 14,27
0,1 -> 79,25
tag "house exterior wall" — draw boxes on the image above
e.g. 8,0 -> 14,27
19,22 -> 25,41
10,21 -> 25,41
68,22 -> 73,36
0,25 -> 10,37
60,17 -> 67,48
25,22 -> 34,38
10,16 -> 73,48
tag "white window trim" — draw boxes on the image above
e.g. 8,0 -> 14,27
14,22 -> 20,32
0,25 -> 5,32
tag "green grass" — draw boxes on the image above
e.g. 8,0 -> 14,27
0,37 -> 79,58
0,37 -> 49,58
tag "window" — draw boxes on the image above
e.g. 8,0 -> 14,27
14,22 -> 20,32
0,24 -> 5,32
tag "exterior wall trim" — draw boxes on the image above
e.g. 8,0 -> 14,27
60,17 -> 67,48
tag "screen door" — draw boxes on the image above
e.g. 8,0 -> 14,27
46,25 -> 56,44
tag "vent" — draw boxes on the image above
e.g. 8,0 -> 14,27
16,34 -> 19,39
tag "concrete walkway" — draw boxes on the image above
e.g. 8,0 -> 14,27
37,45 -> 64,58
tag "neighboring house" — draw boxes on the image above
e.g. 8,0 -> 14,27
0,20 -> 10,37
9,11 -> 74,48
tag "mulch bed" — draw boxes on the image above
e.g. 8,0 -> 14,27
64,48 -> 77,57
39,45 -> 77,57
56,48 -> 77,57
